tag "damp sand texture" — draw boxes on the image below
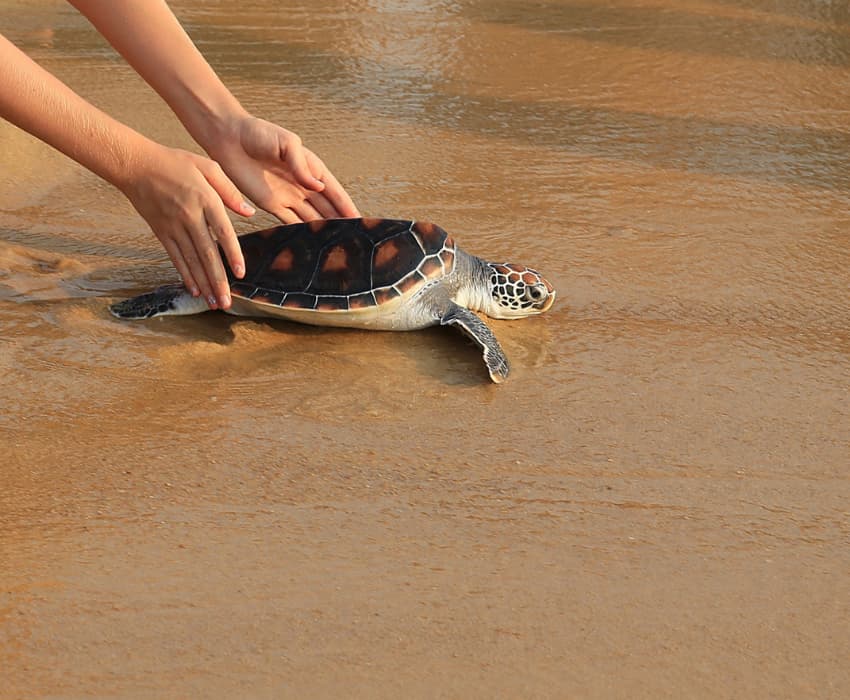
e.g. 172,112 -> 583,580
1,1 -> 849,698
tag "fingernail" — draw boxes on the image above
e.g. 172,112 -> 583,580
190,286 -> 200,297
240,201 -> 256,216
220,293 -> 231,308
207,295 -> 217,308
234,263 -> 245,278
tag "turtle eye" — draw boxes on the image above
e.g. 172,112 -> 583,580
524,285 -> 546,303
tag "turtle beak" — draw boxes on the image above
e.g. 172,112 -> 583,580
538,277 -> 556,312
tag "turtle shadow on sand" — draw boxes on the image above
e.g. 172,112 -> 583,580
228,314 -> 489,387
391,325 -> 496,387
133,309 -> 491,387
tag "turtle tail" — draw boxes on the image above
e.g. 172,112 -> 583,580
109,283 -> 210,319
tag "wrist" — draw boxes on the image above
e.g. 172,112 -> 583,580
105,135 -> 167,195
182,96 -> 250,157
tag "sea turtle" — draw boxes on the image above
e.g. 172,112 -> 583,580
110,218 -> 555,383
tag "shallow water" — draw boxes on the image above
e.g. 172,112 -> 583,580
1,0 -> 848,697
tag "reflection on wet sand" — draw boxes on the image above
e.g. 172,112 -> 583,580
1,0 -> 848,697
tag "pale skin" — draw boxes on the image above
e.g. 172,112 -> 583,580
0,0 -> 360,310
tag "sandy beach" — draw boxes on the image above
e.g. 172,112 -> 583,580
1,1 -> 848,697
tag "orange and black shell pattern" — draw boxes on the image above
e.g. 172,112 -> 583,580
224,218 -> 456,311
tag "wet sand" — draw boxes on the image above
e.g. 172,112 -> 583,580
1,0 -> 848,697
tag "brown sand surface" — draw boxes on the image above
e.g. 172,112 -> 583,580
1,1 -> 848,697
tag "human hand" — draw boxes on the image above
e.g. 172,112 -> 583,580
206,115 -> 360,224
119,143 -> 254,310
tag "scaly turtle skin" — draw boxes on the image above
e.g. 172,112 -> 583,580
110,218 -> 555,383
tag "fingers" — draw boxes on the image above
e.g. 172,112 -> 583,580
160,235 -> 200,298
280,132 -> 324,193
291,199 -> 325,222
263,153 -> 359,222
270,208 -> 303,225
159,221 -> 232,310
303,190 -> 341,220
323,173 -> 360,218
199,159 -> 256,219
195,159 -> 248,282
206,206 -> 245,281
168,227 -> 217,309
267,190 -> 349,225
266,197 -> 326,225
304,151 -> 360,218
192,217 -> 231,310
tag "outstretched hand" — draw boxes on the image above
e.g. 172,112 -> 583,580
119,144 -> 253,310
206,115 -> 360,225
118,117 -> 360,311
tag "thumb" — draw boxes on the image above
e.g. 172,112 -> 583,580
199,160 -> 256,217
280,133 -> 324,192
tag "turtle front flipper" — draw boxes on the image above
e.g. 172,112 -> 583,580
109,283 -> 210,319
440,303 -> 509,383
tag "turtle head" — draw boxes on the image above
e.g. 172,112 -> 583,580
484,263 -> 556,319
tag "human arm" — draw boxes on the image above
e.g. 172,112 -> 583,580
0,32 -> 251,309
68,0 -> 360,224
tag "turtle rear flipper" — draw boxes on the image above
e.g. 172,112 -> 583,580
109,284 -> 209,319
441,303 -> 509,383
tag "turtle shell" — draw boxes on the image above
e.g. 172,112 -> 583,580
225,218 -> 456,312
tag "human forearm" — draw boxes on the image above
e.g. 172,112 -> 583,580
0,30 -> 251,308
67,0 -> 359,221
67,0 -> 245,151
0,32 -> 155,189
